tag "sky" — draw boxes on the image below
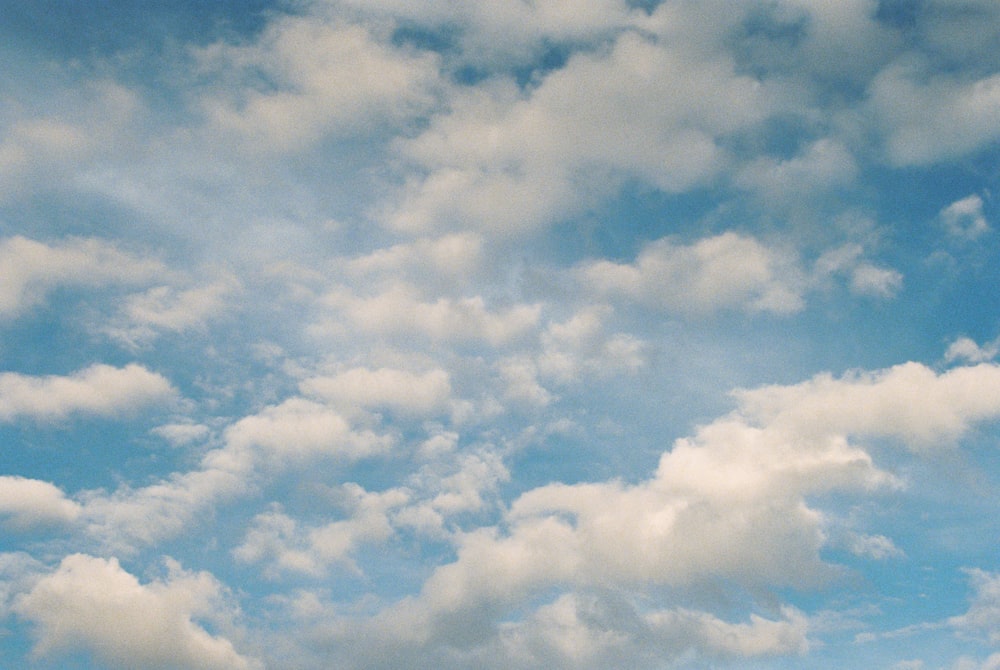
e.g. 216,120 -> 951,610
1,0 -> 1000,668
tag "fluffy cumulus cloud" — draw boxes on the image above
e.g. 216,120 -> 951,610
13,554 -> 260,670
0,477 -> 81,531
0,364 -> 175,422
388,24 -> 778,236
581,232 -> 806,314
195,13 -> 441,151
732,361 -> 1000,448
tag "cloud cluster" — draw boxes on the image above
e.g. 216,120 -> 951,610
14,554 -> 260,670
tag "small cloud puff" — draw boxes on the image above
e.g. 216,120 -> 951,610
945,337 -> 999,364
940,194 -> 991,240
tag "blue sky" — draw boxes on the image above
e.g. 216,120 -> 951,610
1,1 -> 1000,668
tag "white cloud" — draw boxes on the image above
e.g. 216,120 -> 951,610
845,533 -> 905,560
339,0 -> 638,68
813,243 -> 903,299
537,306 -> 647,383
581,232 -> 805,314
0,364 -> 175,423
223,397 -> 395,467
388,27 -> 779,235
496,356 -> 554,408
644,604 -> 809,659
234,486 -> 409,577
83,397 -> 395,551
398,426 -> 886,632
849,263 -> 903,298
324,355 -> 1000,659
0,236 -> 163,319
736,138 -> 858,203
196,15 -> 441,150
110,276 -> 240,346
733,361 -> 1000,448
82,462 -> 251,550
871,62 -> 1000,166
300,366 -> 453,417
418,450 -> 510,517
940,194 -> 991,239
0,119 -> 91,184
14,554 -> 260,670
0,477 -> 81,531
323,284 -> 542,346
151,422 -> 212,447
946,337 -> 1000,364
0,81 -> 140,201
492,592 -> 808,669
345,233 -> 485,286
950,569 -> 1000,645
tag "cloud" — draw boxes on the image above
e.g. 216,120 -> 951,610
845,533 -> 905,560
940,194 -> 991,240
0,119 -> 91,185
0,81 -> 140,201
0,236 -> 163,319
151,422 -> 212,447
849,263 -> 903,297
388,26 -> 779,235
946,337 -> 1000,364
736,138 -> 858,203
0,364 -> 175,423
490,593 -> 808,669
871,62 -> 1000,166
306,356 -> 1000,667
108,276 -> 241,346
345,233 -> 485,285
338,0 -> 638,68
196,14 -> 441,150
0,477 -> 81,531
813,243 -> 903,298
322,285 -> 542,346
81,458 -> 251,551
234,486 -> 409,577
83,397 -> 396,551
537,306 -> 647,384
950,569 -> 1000,645
300,366 -> 453,418
580,232 -> 805,314
13,554 -> 261,670
223,397 -> 395,464
733,361 -> 1000,448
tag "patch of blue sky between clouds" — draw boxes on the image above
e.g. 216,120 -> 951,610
1,1 -> 1000,669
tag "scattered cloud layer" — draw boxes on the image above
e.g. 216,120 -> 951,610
1,1 -> 999,668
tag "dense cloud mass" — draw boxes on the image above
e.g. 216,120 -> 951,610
1,1 -> 999,668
